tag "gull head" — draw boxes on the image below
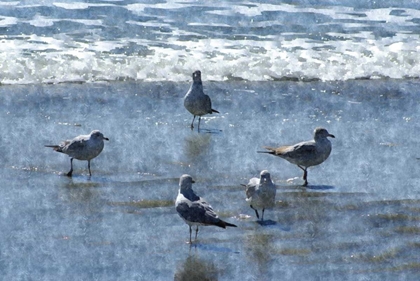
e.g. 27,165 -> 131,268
179,174 -> 195,189
314,127 -> 335,140
192,70 -> 202,83
260,170 -> 271,183
90,130 -> 109,141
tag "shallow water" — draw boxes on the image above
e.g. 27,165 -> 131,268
0,79 -> 419,280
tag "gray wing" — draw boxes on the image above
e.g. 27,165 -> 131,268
47,139 -> 74,153
203,94 -> 213,113
278,141 -> 316,160
62,138 -> 88,154
245,178 -> 259,199
246,185 -> 257,199
176,199 -> 220,225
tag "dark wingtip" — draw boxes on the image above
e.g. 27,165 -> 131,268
257,147 -> 275,154
215,220 -> 237,228
225,222 -> 237,228
45,145 -> 60,151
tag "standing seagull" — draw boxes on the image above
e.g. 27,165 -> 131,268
183,70 -> 219,130
45,130 -> 109,177
175,174 -> 237,244
258,127 -> 335,186
244,170 -> 276,221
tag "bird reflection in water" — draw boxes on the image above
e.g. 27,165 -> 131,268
183,134 -> 212,166
244,233 -> 275,279
174,253 -> 219,281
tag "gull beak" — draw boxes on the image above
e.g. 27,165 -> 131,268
191,180 -> 196,183
104,137 -> 110,141
329,134 -> 335,138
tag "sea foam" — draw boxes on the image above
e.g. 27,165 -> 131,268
0,1 -> 418,84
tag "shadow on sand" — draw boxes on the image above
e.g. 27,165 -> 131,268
306,185 -> 335,190
197,128 -> 223,134
193,243 -> 240,254
256,220 -> 291,231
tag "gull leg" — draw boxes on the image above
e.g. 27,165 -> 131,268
261,208 -> 265,221
250,205 -> 260,219
189,226 -> 192,244
298,165 -> 308,186
88,160 -> 92,177
66,158 -> 74,177
303,169 -> 308,186
198,117 -> 201,132
195,226 -> 199,241
190,116 -> 196,130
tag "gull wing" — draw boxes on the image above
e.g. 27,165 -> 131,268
204,94 -> 213,114
245,177 -> 259,199
63,138 -> 88,154
176,198 -> 219,225
269,141 -> 316,161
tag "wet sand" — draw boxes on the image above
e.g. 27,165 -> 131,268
0,80 -> 419,280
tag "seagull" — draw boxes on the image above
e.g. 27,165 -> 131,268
244,170 -> 276,221
175,174 -> 237,244
45,130 -> 109,177
258,127 -> 335,186
183,70 -> 219,131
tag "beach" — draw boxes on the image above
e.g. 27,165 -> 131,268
1,0 -> 420,279
0,79 -> 419,280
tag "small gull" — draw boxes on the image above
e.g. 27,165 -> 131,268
175,174 -> 237,244
183,70 -> 219,130
45,130 -> 109,177
258,127 -> 335,186
244,170 -> 276,221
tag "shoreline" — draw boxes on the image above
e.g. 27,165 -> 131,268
1,76 -> 420,87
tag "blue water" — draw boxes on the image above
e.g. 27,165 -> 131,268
0,0 -> 419,84
1,1 -> 420,280
0,79 -> 419,280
